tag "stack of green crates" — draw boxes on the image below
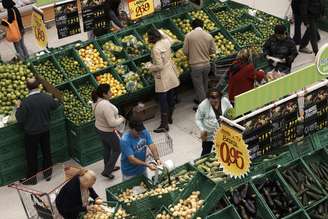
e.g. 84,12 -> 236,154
0,105 -> 69,186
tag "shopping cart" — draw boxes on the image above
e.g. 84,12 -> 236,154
8,164 -> 78,219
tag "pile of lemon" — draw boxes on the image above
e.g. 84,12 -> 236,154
96,73 -> 127,98
78,44 -> 108,73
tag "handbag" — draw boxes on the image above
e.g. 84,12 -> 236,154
2,9 -> 21,42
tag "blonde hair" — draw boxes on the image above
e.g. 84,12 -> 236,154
237,48 -> 251,62
79,169 -> 97,188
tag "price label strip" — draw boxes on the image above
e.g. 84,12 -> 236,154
128,0 -> 155,21
214,123 -> 251,178
31,6 -> 48,48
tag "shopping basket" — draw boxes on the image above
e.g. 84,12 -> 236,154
150,132 -> 173,158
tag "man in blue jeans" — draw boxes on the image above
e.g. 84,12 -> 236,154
120,120 -> 161,181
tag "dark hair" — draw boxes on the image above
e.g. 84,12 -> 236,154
2,0 -> 15,9
26,78 -> 40,90
91,84 -> 110,103
191,18 -> 203,29
207,88 -> 222,98
274,24 -> 286,35
147,28 -> 162,44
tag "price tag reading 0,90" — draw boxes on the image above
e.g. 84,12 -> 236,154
215,123 -> 251,178
128,0 -> 154,20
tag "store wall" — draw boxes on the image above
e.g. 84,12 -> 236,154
232,0 -> 292,19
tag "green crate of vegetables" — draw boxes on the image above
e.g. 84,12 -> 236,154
306,197 -> 328,218
288,137 -> 314,159
283,209 -> 310,219
311,128 -> 328,149
206,205 -> 241,219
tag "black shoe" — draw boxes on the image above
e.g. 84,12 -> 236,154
154,127 -> 169,133
299,47 -> 312,54
101,173 -> 115,180
113,166 -> 120,172
193,106 -> 198,112
43,169 -> 52,181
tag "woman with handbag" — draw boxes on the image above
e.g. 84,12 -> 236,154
92,84 -> 125,180
1,0 -> 29,60
146,28 -> 180,133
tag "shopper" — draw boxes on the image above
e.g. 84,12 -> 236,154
196,89 -> 232,156
146,28 -> 180,133
104,0 -> 124,30
227,49 -> 266,104
183,18 -> 216,111
120,119 -> 161,181
263,25 -> 298,74
56,169 -> 103,219
92,84 -> 125,180
1,0 -> 28,60
15,77 -> 60,185
298,0 -> 324,55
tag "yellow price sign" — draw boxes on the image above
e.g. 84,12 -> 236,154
31,7 -> 48,48
128,0 -> 155,21
214,123 -> 251,178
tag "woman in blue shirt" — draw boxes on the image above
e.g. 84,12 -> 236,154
120,120 -> 161,181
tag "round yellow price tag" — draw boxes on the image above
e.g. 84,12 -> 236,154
214,123 -> 251,178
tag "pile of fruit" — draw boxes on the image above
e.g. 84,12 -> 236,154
137,62 -> 153,84
83,204 -> 114,219
208,2 -> 226,10
58,56 -> 86,80
194,154 -> 228,183
62,89 -> 93,125
189,10 -> 216,32
96,73 -> 127,98
214,10 -> 240,31
117,182 -> 178,203
77,82 -> 94,104
232,30 -> 264,48
114,64 -> 128,75
213,33 -> 236,57
172,49 -> 189,76
123,72 -> 144,92
102,41 -> 125,65
159,168 -> 196,188
173,18 -> 192,34
121,35 -> 147,58
34,60 -> 65,86
167,191 -> 204,218
78,44 -> 108,73
0,63 -> 32,115
144,29 -> 180,47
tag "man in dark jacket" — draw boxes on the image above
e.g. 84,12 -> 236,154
263,25 -> 298,73
299,0 -> 324,55
56,169 -> 102,219
16,77 -> 60,185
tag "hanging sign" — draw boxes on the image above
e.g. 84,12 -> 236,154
214,121 -> 251,178
54,0 -> 81,39
31,6 -> 48,48
128,0 -> 155,20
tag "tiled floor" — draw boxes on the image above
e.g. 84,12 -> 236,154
0,22 -> 327,218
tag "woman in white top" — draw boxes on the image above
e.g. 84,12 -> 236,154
92,84 -> 125,180
195,88 -> 233,156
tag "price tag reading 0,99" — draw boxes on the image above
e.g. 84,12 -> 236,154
128,0 -> 155,20
215,123 -> 251,178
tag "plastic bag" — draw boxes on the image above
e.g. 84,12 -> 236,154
7,107 -> 16,125
267,70 -> 286,82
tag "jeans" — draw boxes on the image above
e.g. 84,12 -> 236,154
293,13 -> 302,45
190,64 -> 211,102
96,129 -> 121,176
300,18 -> 319,54
158,89 -> 175,114
201,141 -> 213,156
24,131 -> 52,179
108,10 -> 123,28
13,36 -> 28,60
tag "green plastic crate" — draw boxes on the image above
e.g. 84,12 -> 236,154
71,138 -> 103,166
79,201 -> 119,219
66,119 -> 99,149
0,162 -> 26,186
96,34 -> 130,66
277,159 -> 327,209
311,128 -> 328,149
153,19 -> 185,42
230,24 -> 264,49
126,207 -> 155,219
53,48 -> 89,81
306,197 -> 328,218
71,74 -> 98,104
282,209 -> 310,219
206,205 -> 241,219
106,175 -> 155,211
226,182 -> 275,219
251,170 -> 301,218
50,105 -> 65,122
30,54 -> 68,87
288,137 -> 314,159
